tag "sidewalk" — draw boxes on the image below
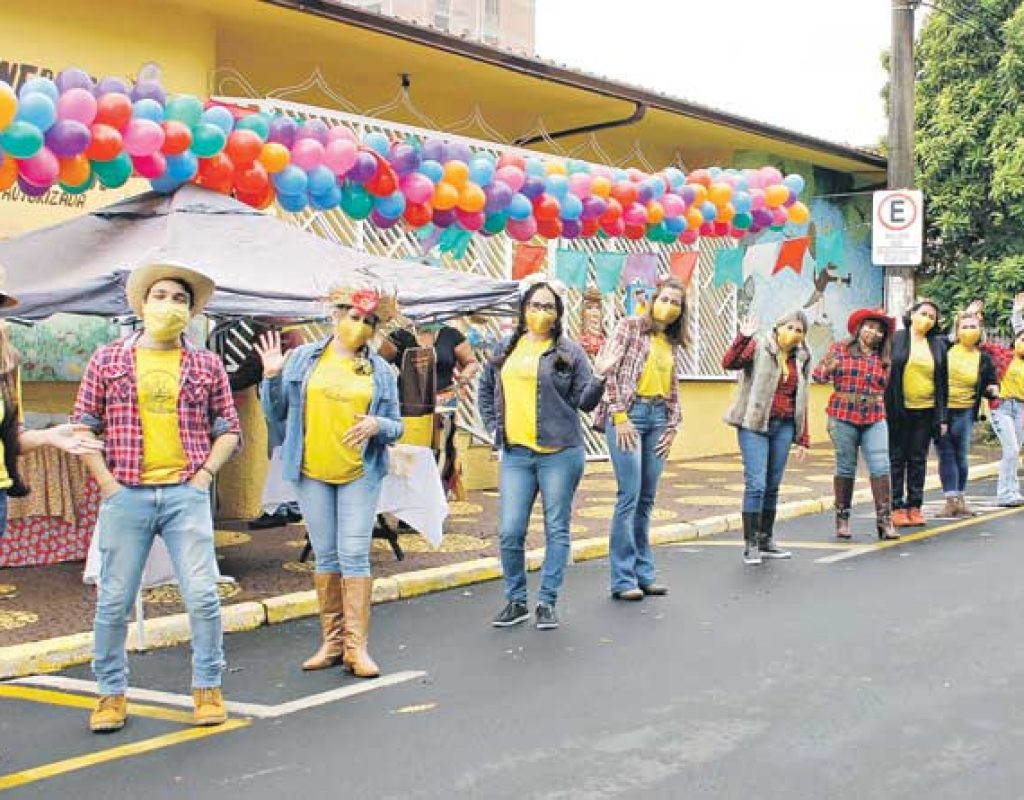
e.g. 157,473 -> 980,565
0,444 -> 1004,657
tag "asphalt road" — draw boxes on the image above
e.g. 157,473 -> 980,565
3,478 -> 1024,799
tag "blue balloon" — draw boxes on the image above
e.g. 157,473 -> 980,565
664,216 -> 685,234
545,174 -> 569,199
19,77 -> 58,103
732,191 -> 752,214
133,99 -> 165,123
374,190 -> 406,219
419,159 -> 444,183
278,192 -> 309,213
507,193 -> 533,220
200,106 -> 235,135
307,165 -> 336,196
560,194 -> 583,221
310,185 -> 342,210
524,158 -> 546,178
647,178 -> 666,200
273,165 -> 308,196
15,93 -> 56,132
150,173 -> 182,194
783,173 -> 805,195
166,152 -> 198,182
664,167 -> 685,190
469,158 -> 495,187
700,201 -> 718,222
363,131 -> 390,157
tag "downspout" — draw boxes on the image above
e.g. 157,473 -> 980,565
513,102 -> 647,147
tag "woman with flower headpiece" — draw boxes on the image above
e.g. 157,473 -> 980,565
256,285 -> 403,678
479,278 -> 620,631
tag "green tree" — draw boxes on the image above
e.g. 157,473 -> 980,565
914,1 -> 1024,332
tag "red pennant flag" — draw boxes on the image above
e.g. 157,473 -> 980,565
669,251 -> 699,288
511,244 -> 547,280
773,237 -> 810,275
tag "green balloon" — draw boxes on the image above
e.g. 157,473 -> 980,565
93,152 -> 132,188
733,211 -> 753,230
235,113 -> 270,141
59,173 -> 95,195
341,183 -> 373,220
1,121 -> 43,159
165,94 -> 203,128
191,123 -> 226,158
483,212 -> 507,235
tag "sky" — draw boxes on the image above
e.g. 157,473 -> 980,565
534,0 -> 895,148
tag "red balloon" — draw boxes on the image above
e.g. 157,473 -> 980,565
234,160 -> 269,194
624,223 -> 646,240
537,218 -> 563,239
403,201 -> 433,228
610,181 -> 638,208
713,221 -> 730,237
197,153 -> 234,193
225,130 -> 263,166
161,121 -> 192,155
86,124 -> 123,162
366,163 -> 398,197
94,93 -> 133,131
581,218 -> 600,237
236,185 -> 275,210
599,197 -> 623,224
533,194 -> 561,222
600,217 -> 625,237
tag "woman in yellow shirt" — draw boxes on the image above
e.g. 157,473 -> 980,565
258,285 -> 403,677
981,293 -> 1024,506
593,278 -> 689,598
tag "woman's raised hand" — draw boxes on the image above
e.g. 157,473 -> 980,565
255,331 -> 289,379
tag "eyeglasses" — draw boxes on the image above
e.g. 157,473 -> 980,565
527,302 -> 557,313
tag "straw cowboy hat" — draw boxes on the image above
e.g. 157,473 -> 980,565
125,262 -> 215,318
846,307 -> 895,337
0,263 -> 19,309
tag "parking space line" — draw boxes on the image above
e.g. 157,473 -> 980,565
12,670 -> 428,719
815,506 -> 1024,564
0,685 -> 195,724
0,720 -> 249,792
671,541 -> 855,551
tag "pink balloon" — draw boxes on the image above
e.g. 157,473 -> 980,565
761,166 -> 783,185
290,138 -> 324,171
679,229 -> 698,245
456,208 -> 485,231
568,173 -> 592,198
506,217 -> 537,242
327,125 -> 357,143
131,152 -> 167,179
771,207 -> 789,226
123,119 -> 165,157
56,88 -> 97,125
626,168 -> 646,183
495,165 -> 526,193
400,172 -> 434,205
623,202 -> 647,227
750,188 -> 767,211
661,193 -> 684,217
744,170 -> 764,190
18,147 -> 59,186
323,139 -> 358,176
591,165 -> 613,180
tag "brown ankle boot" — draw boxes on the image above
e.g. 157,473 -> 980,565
303,572 -> 345,671
941,497 -> 960,518
341,576 -> 380,678
956,494 -> 977,517
833,476 -> 855,539
870,475 -> 900,540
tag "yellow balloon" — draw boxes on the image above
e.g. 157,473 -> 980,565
787,201 -> 811,225
258,142 -> 291,174
0,82 -> 16,130
544,160 -> 567,176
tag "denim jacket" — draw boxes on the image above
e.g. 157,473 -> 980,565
260,338 -> 403,483
478,335 -> 605,450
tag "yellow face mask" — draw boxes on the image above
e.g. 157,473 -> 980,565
525,309 -> 557,336
911,313 -> 935,335
958,328 -> 981,346
336,316 -> 374,351
651,298 -> 681,326
143,300 -> 189,343
777,329 -> 804,351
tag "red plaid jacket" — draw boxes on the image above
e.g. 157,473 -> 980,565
592,316 -> 682,432
812,341 -> 889,425
981,342 -> 1024,408
72,333 -> 241,486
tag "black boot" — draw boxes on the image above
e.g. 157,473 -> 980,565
742,512 -> 762,565
758,508 -> 791,559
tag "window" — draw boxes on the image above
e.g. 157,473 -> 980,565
483,0 -> 500,43
434,0 -> 452,30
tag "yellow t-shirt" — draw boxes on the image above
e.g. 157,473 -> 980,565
946,344 -> 980,409
902,337 -> 935,410
501,336 -> 557,453
136,348 -> 189,485
0,370 -> 23,490
636,333 -> 674,399
302,347 -> 374,484
1001,357 -> 1024,401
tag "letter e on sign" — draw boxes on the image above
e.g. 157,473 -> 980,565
872,190 -> 923,266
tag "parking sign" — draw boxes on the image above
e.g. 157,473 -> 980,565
872,190 -> 923,266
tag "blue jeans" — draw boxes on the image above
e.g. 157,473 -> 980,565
606,400 -> 668,593
499,445 -> 585,606
295,474 -> 382,577
93,484 -> 223,695
937,407 -> 975,495
990,399 -> 1024,503
737,418 -> 796,514
827,417 -> 890,478
0,489 -> 7,540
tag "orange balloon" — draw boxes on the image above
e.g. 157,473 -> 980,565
258,142 -> 290,174
787,201 -> 811,225
708,182 -> 732,207
544,160 -> 567,176
591,175 -> 611,198
457,183 -> 486,213
689,184 -> 708,207
433,180 -> 459,210
442,160 -> 469,188
646,200 -> 665,224
58,155 -> 91,186
765,185 -> 789,208
685,206 -> 704,231
718,202 -> 736,223
0,156 -> 17,191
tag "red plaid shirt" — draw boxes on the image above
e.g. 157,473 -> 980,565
982,341 -> 1024,407
593,316 -> 682,432
812,341 -> 889,425
722,334 -> 809,447
72,333 -> 242,486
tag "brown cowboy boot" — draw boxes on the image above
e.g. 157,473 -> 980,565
341,576 -> 380,678
834,476 -> 855,540
302,572 -> 345,671
870,475 -> 900,540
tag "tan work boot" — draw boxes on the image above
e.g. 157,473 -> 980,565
341,576 -> 380,678
941,497 -> 960,518
955,494 -> 977,517
193,687 -> 227,726
302,572 -> 345,671
89,694 -> 127,733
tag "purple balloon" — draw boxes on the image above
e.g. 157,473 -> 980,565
95,76 -> 130,97
17,175 -> 50,197
561,219 -> 582,239
581,196 -> 607,220
348,152 -> 378,184
131,80 -> 166,105
445,141 -> 473,164
45,119 -> 91,157
782,188 -> 797,208
421,138 -> 445,163
484,181 -> 513,213
388,143 -> 421,176
371,209 -> 400,229
752,208 -> 773,227
296,119 -> 329,145
521,176 -> 546,200
637,185 -> 654,204
680,185 -> 697,204
432,208 -> 458,228
267,116 -> 298,148
55,67 -> 94,93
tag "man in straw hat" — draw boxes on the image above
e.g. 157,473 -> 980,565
72,262 -> 241,733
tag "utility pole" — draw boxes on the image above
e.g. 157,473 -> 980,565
885,0 -> 917,315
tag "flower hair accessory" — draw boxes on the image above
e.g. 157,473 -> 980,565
325,283 -> 400,323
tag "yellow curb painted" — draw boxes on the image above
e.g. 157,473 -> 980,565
0,460 -> 1004,680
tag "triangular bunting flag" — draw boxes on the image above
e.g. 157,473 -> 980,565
622,252 -> 659,287
773,237 -> 810,275
554,249 -> 589,290
713,247 -> 745,288
593,252 -> 627,294
669,251 -> 699,288
511,244 -> 547,280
